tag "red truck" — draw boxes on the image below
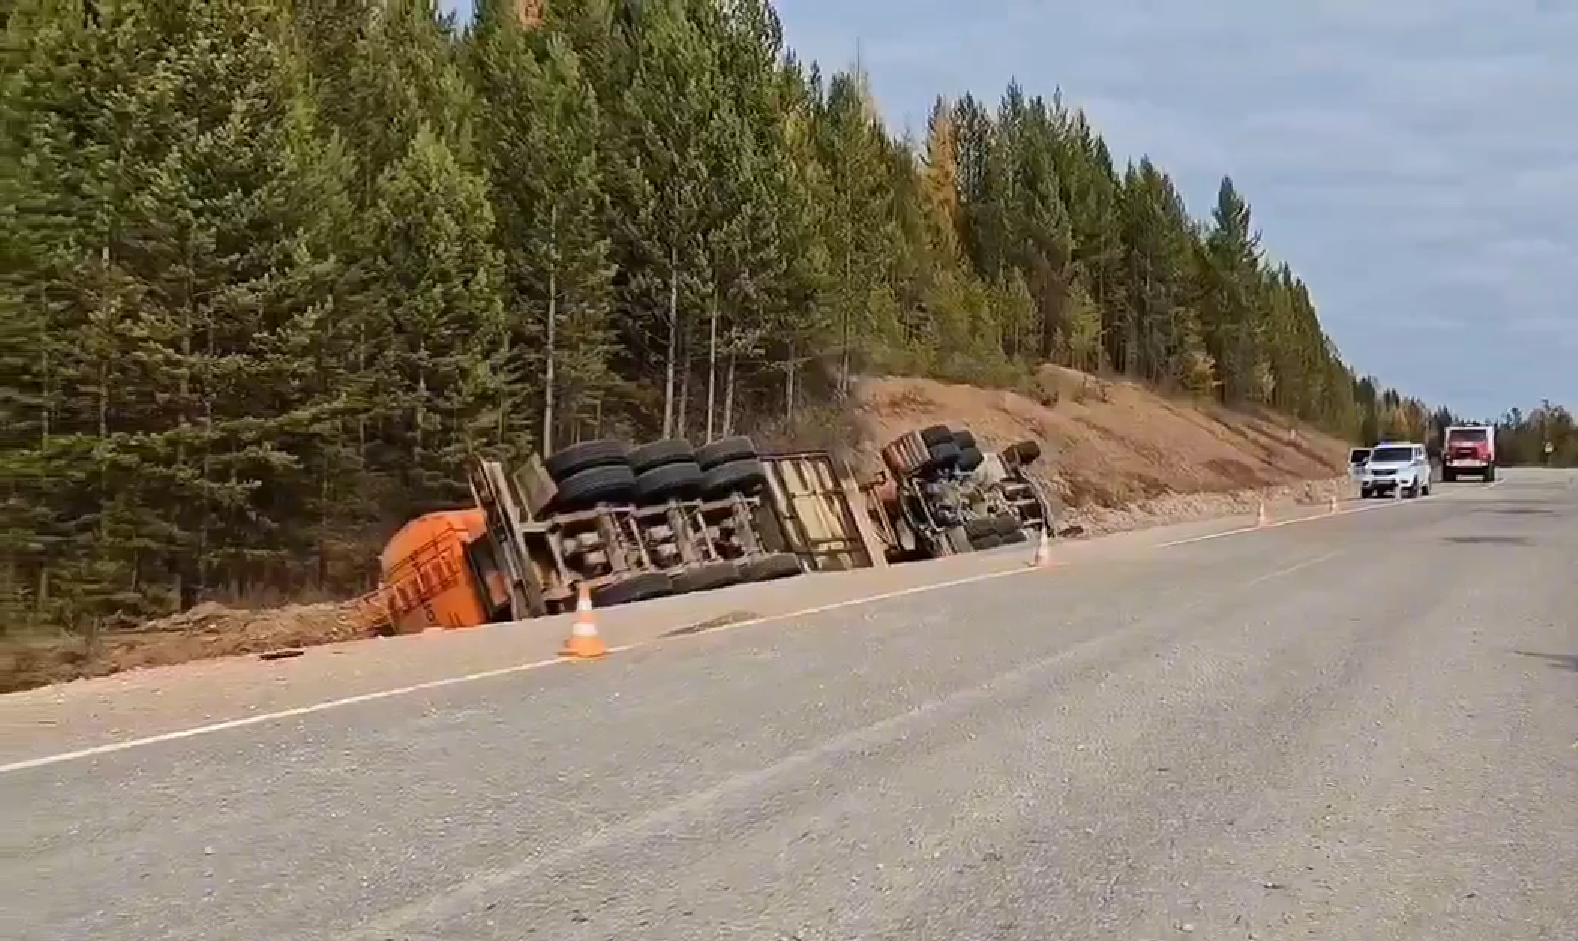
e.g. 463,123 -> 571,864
1441,424 -> 1497,482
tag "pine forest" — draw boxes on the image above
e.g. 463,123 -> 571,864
2,0 -> 1570,638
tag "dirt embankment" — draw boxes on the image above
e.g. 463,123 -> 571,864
855,367 -> 1347,503
3,366 -> 1351,692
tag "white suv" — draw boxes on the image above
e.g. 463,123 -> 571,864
1360,442 -> 1431,498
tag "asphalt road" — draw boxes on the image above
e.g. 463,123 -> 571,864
4,470 -> 1575,941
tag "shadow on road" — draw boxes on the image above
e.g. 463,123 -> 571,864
1442,535 -> 1534,546
1514,651 -> 1578,673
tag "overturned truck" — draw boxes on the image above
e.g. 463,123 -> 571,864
360,426 -> 1056,634
871,424 -> 1052,560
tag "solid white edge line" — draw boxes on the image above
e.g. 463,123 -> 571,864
3,478 -> 1498,775
1,567 -> 1035,775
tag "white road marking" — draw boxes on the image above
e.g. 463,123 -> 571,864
0,482 -> 1479,775
0,567 -> 1036,775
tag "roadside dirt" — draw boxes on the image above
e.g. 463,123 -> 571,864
1,602 -> 368,694
3,367 -> 1353,694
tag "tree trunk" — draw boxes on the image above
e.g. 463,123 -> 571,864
705,284 -> 718,441
677,341 -> 690,439
542,204 -> 559,454
784,359 -> 796,423
722,347 -> 737,436
837,257 -> 851,397
662,244 -> 678,437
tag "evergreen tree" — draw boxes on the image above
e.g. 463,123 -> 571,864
8,0 -> 1543,641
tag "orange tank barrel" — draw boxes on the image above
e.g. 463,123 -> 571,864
377,509 -> 490,633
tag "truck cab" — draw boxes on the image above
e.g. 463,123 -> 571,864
1360,442 -> 1431,499
1442,425 -> 1496,482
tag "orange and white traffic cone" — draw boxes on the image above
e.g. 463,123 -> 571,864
560,583 -> 607,660
1028,527 -> 1055,569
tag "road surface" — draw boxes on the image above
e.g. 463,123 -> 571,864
4,469 -> 1575,940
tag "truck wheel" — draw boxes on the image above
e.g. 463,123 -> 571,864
630,438 -> 695,474
970,533 -> 1003,551
999,528 -> 1028,545
952,429 -> 978,451
925,439 -> 961,471
701,458 -> 767,497
1009,440 -> 1042,463
1442,468 -> 1456,483
589,572 -> 673,608
1360,486 -> 1371,499
634,460 -> 703,503
919,424 -> 955,447
741,553 -> 802,582
956,445 -> 984,472
545,439 -> 629,481
1485,465 -> 1496,483
671,561 -> 741,594
991,514 -> 1020,536
963,517 -> 998,540
695,435 -> 756,470
555,463 -> 637,510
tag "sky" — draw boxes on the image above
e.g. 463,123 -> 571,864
442,0 -> 1576,419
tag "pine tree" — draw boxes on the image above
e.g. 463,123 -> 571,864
472,5 -> 617,452
360,124 -> 508,511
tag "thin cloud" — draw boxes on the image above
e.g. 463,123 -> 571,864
776,0 -> 1578,415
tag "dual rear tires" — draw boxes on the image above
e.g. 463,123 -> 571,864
546,436 -> 768,511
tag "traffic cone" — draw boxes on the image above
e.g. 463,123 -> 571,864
1329,493 -> 1339,515
1256,500 -> 1270,527
560,583 -> 607,659
1028,527 -> 1055,569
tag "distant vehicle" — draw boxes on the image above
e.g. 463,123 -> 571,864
1348,447 -> 1371,482
1360,442 -> 1431,499
1441,424 -> 1496,482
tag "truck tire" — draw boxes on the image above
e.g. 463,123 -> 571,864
589,571 -> 673,608
991,514 -> 1020,536
1000,528 -> 1028,545
695,435 -> 756,470
956,445 -> 984,472
963,517 -> 998,540
630,438 -> 695,474
741,552 -> 802,582
1442,468 -> 1456,483
672,561 -> 741,594
970,533 -> 1003,551
1485,465 -> 1496,483
926,440 -> 961,470
952,429 -> 977,451
545,439 -> 629,481
702,458 -> 767,497
920,424 -> 955,446
555,463 -> 637,509
634,460 -> 703,503
1009,440 -> 1042,463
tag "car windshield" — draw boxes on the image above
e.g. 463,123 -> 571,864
1370,446 -> 1412,463
1448,429 -> 1489,443
1348,449 -> 1370,463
